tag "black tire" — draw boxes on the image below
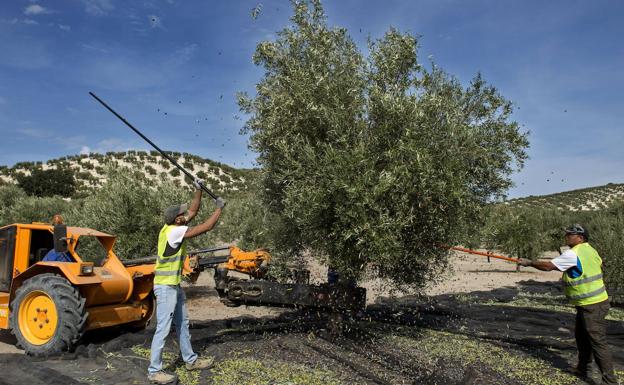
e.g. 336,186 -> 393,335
9,273 -> 88,356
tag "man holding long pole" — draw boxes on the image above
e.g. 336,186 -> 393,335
88,93 -> 228,384
518,224 -> 618,385
148,179 -> 225,384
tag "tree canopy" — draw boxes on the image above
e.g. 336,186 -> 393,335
16,168 -> 76,198
238,0 -> 529,287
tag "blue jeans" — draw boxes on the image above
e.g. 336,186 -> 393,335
148,284 -> 197,374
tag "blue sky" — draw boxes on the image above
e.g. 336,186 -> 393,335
0,0 -> 622,198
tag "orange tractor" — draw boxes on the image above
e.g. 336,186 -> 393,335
0,221 -> 366,356
0,222 -> 156,356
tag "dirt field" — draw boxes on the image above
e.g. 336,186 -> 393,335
0,252 -> 622,385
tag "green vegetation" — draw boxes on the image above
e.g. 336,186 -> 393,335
482,202 -> 624,303
15,167 -> 76,198
389,329 -> 578,385
0,150 -> 249,199
238,0 -> 528,287
0,184 -> 72,224
210,356 -> 343,385
476,291 -> 624,321
506,183 -> 624,211
131,345 -> 199,385
0,163 -> 260,259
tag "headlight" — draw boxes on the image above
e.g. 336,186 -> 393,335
79,263 -> 94,275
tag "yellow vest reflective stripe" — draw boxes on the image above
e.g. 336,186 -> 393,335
563,243 -> 608,306
154,224 -> 186,285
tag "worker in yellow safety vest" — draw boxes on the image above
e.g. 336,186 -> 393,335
148,178 -> 225,385
518,224 -> 618,385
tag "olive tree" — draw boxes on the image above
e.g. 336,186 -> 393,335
16,168 -> 76,198
482,202 -> 624,303
238,0 -> 528,287
0,184 -> 71,225
65,166 -> 222,259
65,168 -> 166,259
483,205 -> 565,260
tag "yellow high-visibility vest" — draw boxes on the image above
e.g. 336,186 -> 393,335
563,242 -> 609,306
154,224 -> 186,285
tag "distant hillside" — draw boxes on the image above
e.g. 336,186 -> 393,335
0,151 -> 254,194
505,183 -> 624,211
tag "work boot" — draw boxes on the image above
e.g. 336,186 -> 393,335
148,371 -> 177,384
569,366 -> 589,381
185,355 -> 215,370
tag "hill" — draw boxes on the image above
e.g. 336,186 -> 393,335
0,151 -> 254,194
505,183 -> 624,211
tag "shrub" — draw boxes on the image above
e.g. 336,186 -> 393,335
482,202 -> 624,303
5,195 -> 72,225
64,167 -> 196,259
145,165 -> 157,175
15,168 -> 76,198
0,185 -> 28,224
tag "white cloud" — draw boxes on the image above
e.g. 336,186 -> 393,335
58,24 -> 71,31
23,19 -> 39,25
59,135 -> 87,151
93,138 -> 132,153
64,137 -> 143,159
83,0 -> 114,16
24,4 -> 49,15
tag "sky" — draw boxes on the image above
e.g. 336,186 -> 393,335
0,0 -> 622,199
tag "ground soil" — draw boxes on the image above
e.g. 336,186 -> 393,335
0,251 -> 622,385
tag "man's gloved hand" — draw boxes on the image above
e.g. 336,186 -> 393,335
193,178 -> 204,190
215,197 -> 226,209
517,258 -> 532,267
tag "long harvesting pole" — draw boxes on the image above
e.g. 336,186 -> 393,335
443,245 -> 520,264
89,92 -> 218,200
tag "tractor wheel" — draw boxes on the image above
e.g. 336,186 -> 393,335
9,273 -> 88,356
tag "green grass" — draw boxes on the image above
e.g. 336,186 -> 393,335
481,292 -> 576,314
131,345 -> 199,385
388,329 -> 578,385
209,356 -> 344,385
476,292 -> 624,321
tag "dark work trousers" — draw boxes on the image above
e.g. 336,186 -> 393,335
575,299 -> 618,384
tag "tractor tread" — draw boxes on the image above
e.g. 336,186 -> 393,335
9,273 -> 87,356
